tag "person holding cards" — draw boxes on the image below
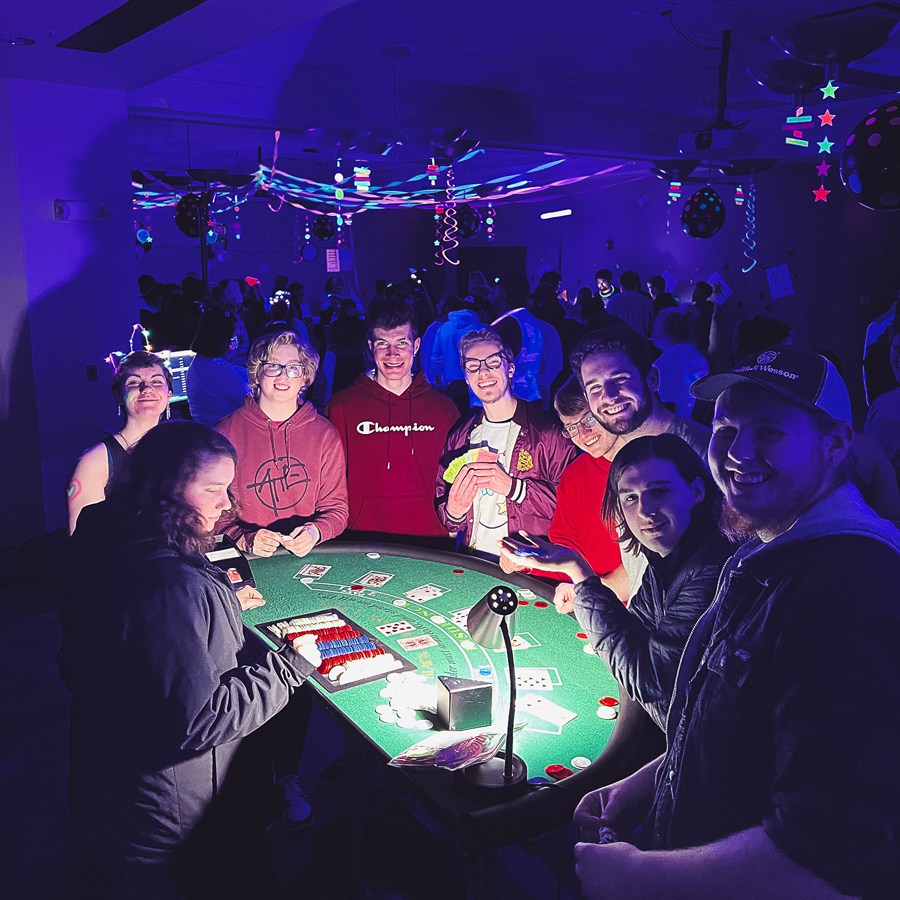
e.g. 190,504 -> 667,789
499,433 -> 730,730
435,328 -> 576,561
60,421 -> 321,899
216,329 -> 348,557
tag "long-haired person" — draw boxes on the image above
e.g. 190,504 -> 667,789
60,421 -> 320,899
501,433 -> 731,729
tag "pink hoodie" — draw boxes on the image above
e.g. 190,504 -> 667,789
216,397 -> 348,542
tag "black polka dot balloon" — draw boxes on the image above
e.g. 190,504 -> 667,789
681,187 -> 726,239
841,100 -> 900,211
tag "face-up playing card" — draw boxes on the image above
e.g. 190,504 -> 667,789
375,621 -> 415,637
403,584 -> 449,603
514,668 -> 556,691
450,609 -> 471,629
356,571 -> 394,588
492,634 -> 536,652
294,564 -> 331,579
518,694 -> 578,727
397,635 -> 438,651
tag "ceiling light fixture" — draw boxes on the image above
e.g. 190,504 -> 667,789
540,209 -> 572,219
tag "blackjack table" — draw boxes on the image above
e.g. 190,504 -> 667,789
241,541 -> 661,863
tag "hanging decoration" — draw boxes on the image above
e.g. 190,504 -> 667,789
293,209 -> 304,264
784,106 -> 813,148
486,202 -> 496,241
667,180 -> 683,204
427,159 -> 439,187
734,186 -> 744,206
741,177 -> 758,273
456,204 -> 483,239
312,214 -> 336,240
821,80 -> 839,100
840,99 -> 900,211
233,204 -> 242,241
681,187 -> 726,239
134,219 -> 152,252
174,193 -> 203,237
441,167 -> 460,266
433,203 -> 445,266
353,166 -> 371,192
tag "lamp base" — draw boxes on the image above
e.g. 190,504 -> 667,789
456,751 -> 528,801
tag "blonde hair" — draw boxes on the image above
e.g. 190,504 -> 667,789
247,330 -> 319,394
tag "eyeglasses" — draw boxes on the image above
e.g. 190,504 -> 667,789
463,354 -> 507,374
261,363 -> 305,379
562,412 -> 600,438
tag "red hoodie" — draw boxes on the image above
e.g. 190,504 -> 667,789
216,396 -> 348,543
325,370 -> 459,536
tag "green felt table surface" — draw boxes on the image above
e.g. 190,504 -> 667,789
243,544 -> 622,782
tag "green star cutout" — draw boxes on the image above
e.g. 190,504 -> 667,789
818,136 -> 835,154
820,80 -> 838,99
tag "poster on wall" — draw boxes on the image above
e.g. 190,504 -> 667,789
326,248 -> 353,272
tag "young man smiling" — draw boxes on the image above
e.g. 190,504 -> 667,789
435,328 -> 576,560
572,346 -> 900,900
326,298 -> 459,539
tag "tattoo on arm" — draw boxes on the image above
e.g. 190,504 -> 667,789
67,479 -> 82,503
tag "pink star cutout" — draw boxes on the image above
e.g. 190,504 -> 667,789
816,160 -> 831,177
813,185 -> 831,202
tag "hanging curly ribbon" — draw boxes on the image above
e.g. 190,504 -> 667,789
441,167 -> 460,266
741,176 -> 757,273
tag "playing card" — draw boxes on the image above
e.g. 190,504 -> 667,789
397,635 -> 438,651
294,564 -> 331,579
514,667 -> 559,691
519,694 -> 577,727
442,453 -> 470,484
356,571 -> 394,588
403,584 -> 449,603
450,609 -> 471,629
474,448 -> 499,464
375,621 -> 415,637
492,634 -> 537,651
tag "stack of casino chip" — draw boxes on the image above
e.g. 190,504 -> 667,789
269,614 -> 402,684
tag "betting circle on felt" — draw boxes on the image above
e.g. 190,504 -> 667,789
243,544 -> 622,777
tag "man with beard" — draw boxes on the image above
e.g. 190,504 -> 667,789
571,323 -> 711,595
572,346 -> 900,900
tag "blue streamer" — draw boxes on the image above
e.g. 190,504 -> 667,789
741,177 -> 758,274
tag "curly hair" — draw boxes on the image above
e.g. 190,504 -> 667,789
600,434 -> 720,557
111,351 -> 173,414
247,330 -> 319,394
107,421 -> 238,555
570,322 -> 652,387
458,327 -> 514,366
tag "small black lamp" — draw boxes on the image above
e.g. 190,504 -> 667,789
459,586 -> 527,798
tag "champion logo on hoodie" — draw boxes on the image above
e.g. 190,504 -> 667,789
247,456 -> 310,511
356,420 -> 436,436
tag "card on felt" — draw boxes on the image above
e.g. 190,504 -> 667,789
294,564 -> 331,579
375,621 -> 415,636
397,635 -> 438,651
519,694 -> 577,727
403,584 -> 448,603
356,571 -> 394,588
515,668 -> 555,691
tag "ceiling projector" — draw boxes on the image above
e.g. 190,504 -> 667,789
677,128 -> 759,158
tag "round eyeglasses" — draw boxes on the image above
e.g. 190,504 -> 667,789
463,353 -> 507,375
562,412 -> 600,438
261,363 -> 305,379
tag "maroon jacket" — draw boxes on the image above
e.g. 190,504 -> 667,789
435,399 -> 577,548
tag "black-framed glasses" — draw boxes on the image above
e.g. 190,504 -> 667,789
562,412 -> 600,438
463,353 -> 507,375
261,363 -> 305,379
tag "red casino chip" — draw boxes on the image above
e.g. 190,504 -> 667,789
598,696 -> 619,708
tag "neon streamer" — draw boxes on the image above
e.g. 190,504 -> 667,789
441,168 -> 460,266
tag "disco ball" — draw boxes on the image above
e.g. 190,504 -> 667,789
681,187 -> 726,239
311,214 -> 336,241
841,100 -> 900,211
174,193 -> 202,238
456,204 -> 483,240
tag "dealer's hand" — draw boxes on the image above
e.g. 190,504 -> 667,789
467,461 -> 513,497
446,465 -> 481,520
250,528 -> 284,557
498,550 -> 527,575
282,524 -> 319,558
291,633 -> 322,668
553,581 -> 577,614
235,585 -> 265,611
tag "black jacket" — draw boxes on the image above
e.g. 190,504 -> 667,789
573,515 -> 731,730
59,502 -> 315,869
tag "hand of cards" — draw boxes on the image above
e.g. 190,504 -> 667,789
389,722 -> 525,772
442,447 -> 499,484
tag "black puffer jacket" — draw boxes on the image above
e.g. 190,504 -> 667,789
59,501 -> 315,871
573,515 -> 731,730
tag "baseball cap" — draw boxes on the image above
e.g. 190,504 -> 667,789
690,345 -> 851,422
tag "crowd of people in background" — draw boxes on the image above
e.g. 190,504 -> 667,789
58,260 -> 900,900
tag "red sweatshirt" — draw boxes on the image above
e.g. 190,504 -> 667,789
325,370 -> 459,536
549,452 -> 621,576
216,397 -> 348,542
